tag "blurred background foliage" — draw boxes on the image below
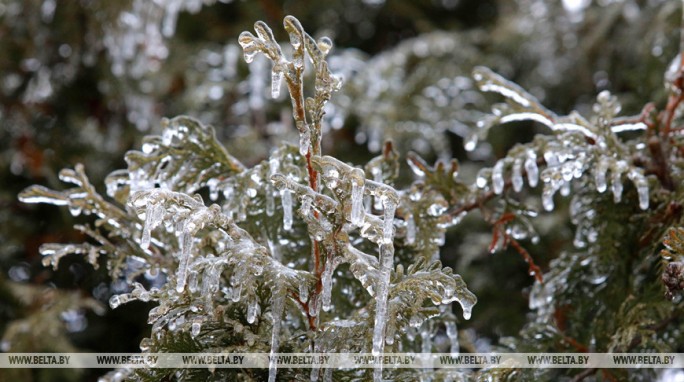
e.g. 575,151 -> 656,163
0,0 -> 682,380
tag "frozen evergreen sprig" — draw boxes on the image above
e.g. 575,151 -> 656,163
19,15 -> 476,382
468,66 -> 651,214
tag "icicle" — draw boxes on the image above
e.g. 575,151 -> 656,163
188,271 -> 199,293
373,244 -> 394,346
141,201 -> 163,249
176,230 -> 193,293
191,318 -> 202,337
406,214 -> 416,244
271,69 -> 283,98
266,189 -> 275,216
268,285 -> 286,382
611,165 -> 624,203
492,160 -> 505,194
382,196 -> 396,244
637,183 -> 649,210
560,181 -> 571,196
512,159 -> 523,192
298,124 -> 311,156
542,185 -> 555,211
323,367 -> 333,382
231,285 -> 242,302
350,177 -> 365,226
385,323 -> 396,345
372,242 -> 393,382
445,321 -> 459,355
247,300 -> 259,324
594,158 -> 609,193
464,133 -> 478,152
266,158 -> 278,217
281,189 -> 293,230
299,280 -> 309,302
322,259 -> 334,312
308,294 -> 319,317
525,152 -> 539,187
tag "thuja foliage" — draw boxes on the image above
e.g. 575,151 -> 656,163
15,11 -> 684,382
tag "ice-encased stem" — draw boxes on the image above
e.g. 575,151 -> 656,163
271,69 -> 283,98
350,178 -> 365,227
268,284 -> 286,382
281,189 -> 293,230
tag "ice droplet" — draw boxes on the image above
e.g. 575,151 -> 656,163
281,189 -> 293,230
207,178 -> 219,201
492,160 -> 505,195
318,36 -> 333,55
350,178 -> 365,227
69,205 -> 82,217
109,295 -> 121,309
476,173 -> 488,188
512,159 -> 523,192
524,153 -> 539,187
271,69 -> 283,99
324,167 -> 340,189
464,133 -> 478,152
